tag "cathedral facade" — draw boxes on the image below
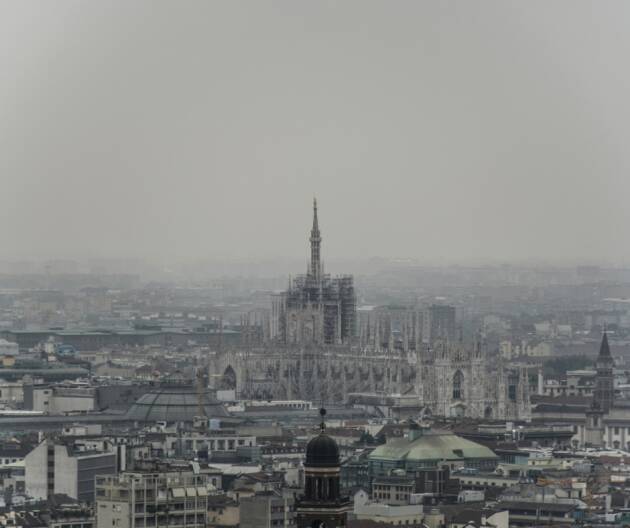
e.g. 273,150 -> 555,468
211,200 -> 530,421
418,338 -> 530,420
210,338 -> 530,421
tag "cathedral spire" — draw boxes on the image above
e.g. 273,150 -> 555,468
309,198 -> 322,281
312,197 -> 319,234
599,330 -> 611,358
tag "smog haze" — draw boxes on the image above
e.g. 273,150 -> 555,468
1,1 -> 629,265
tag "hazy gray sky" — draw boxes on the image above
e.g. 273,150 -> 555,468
1,1 -> 629,264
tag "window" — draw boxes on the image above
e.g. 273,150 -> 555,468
508,384 -> 517,402
453,371 -> 464,400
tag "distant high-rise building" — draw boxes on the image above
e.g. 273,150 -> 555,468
423,304 -> 456,344
272,199 -> 356,345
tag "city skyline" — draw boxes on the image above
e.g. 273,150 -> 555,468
3,3 -> 630,527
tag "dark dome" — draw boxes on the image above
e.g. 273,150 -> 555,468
126,379 -> 230,423
305,432 -> 340,467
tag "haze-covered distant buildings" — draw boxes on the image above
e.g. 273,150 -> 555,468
3,205 -> 630,526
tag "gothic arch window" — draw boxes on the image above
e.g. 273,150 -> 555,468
508,384 -> 517,402
453,370 -> 464,400
508,374 -> 518,402
219,366 -> 237,391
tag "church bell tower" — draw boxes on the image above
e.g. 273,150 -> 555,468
296,409 -> 351,528
593,331 -> 615,413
